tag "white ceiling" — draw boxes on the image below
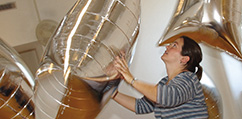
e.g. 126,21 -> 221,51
0,0 -> 76,47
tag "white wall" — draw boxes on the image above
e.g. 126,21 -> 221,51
0,0 -> 39,47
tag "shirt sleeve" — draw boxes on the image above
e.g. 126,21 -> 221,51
156,73 -> 195,107
135,96 -> 155,114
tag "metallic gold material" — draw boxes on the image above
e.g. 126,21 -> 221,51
158,0 -> 242,61
34,0 -> 141,118
0,38 -> 35,118
203,88 -> 221,119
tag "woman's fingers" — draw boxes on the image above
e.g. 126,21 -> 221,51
115,56 -> 126,71
113,52 -> 134,82
120,52 -> 129,67
121,55 -> 129,68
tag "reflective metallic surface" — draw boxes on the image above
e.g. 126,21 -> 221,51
203,86 -> 221,119
0,38 -> 35,118
201,72 -> 223,119
34,0 -> 140,118
158,0 -> 242,61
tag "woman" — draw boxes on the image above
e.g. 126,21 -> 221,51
113,36 -> 208,119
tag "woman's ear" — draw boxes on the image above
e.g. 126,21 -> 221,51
180,56 -> 190,64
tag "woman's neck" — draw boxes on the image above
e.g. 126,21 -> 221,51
165,63 -> 185,81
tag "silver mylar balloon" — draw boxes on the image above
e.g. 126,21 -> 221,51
34,0 -> 140,118
0,38 -> 35,118
158,0 -> 242,61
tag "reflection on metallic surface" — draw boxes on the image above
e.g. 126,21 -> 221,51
0,38 -> 35,118
56,75 -> 101,119
34,0 -> 140,118
158,0 -> 242,61
201,72 -> 223,119
203,87 -> 221,119
36,19 -> 58,46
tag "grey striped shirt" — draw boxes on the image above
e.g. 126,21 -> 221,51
135,71 -> 208,119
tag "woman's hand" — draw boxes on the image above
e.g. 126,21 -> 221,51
114,52 -> 158,103
114,52 -> 134,84
81,62 -> 121,82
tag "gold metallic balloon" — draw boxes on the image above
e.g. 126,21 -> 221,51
201,72 -> 223,119
0,38 -> 35,118
34,0 -> 141,118
158,0 -> 242,61
203,85 -> 222,119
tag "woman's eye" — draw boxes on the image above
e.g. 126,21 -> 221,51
167,43 -> 177,48
172,43 -> 176,47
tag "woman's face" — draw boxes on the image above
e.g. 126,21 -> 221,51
161,38 -> 184,64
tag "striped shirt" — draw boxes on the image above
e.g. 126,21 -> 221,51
135,71 -> 208,119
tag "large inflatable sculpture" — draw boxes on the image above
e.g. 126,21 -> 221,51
158,0 -> 242,61
34,0 -> 141,118
0,38 -> 35,118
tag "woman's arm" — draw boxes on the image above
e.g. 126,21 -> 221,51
114,54 -> 158,102
131,79 -> 158,102
112,90 -> 136,112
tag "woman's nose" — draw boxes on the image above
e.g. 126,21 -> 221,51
166,45 -> 170,49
